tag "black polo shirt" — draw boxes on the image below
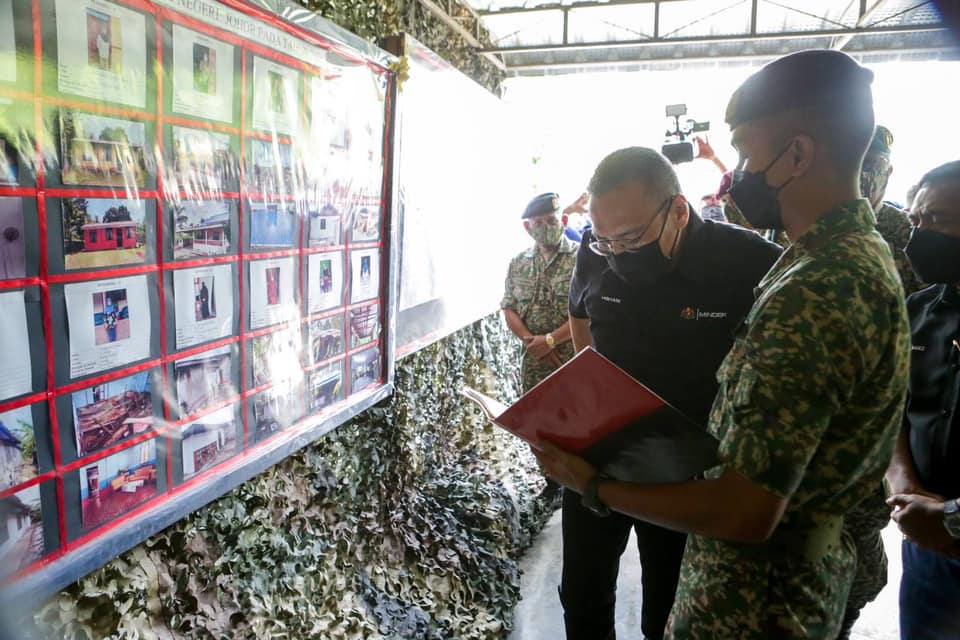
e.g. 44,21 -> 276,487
569,212 -> 782,426
905,283 -> 960,499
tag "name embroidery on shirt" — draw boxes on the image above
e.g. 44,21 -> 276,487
601,296 -> 621,304
911,345 -> 926,352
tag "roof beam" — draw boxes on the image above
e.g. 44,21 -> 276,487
478,22 -> 946,54
479,0 -> 686,17
506,44 -> 953,73
414,0 -> 508,71
832,0 -> 890,50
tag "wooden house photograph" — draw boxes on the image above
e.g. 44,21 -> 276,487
71,371 -> 152,457
60,111 -> 148,188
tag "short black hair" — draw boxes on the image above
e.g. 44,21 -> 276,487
916,160 -> 960,193
588,147 -> 681,199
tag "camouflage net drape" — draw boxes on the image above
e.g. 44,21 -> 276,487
34,315 -> 555,639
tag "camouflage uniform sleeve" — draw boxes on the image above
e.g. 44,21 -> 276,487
501,256 -> 519,311
717,279 -> 856,498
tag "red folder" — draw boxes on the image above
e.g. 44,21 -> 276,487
461,347 -> 718,483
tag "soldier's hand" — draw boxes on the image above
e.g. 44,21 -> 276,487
531,440 -> 595,493
888,493 -> 955,552
525,335 -> 553,359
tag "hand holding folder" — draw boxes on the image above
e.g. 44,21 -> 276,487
461,347 -> 719,484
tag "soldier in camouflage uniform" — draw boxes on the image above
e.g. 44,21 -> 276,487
837,125 -> 923,640
501,192 -> 577,393
533,50 -> 911,639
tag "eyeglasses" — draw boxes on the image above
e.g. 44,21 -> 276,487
588,196 -> 675,256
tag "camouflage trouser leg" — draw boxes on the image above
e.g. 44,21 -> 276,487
837,484 -> 890,640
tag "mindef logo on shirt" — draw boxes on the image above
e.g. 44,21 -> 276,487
681,306 -> 728,320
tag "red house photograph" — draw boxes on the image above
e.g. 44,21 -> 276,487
63,197 -> 147,270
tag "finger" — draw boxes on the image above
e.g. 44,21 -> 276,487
887,494 -> 910,507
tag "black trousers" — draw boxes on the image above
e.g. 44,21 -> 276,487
559,488 -> 687,640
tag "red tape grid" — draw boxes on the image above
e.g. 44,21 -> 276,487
8,0 -> 394,580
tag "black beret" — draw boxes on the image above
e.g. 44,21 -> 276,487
523,192 -> 560,219
725,49 -> 874,129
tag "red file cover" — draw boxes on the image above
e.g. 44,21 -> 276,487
461,347 -> 718,483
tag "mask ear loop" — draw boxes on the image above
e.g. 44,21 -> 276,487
659,196 -> 681,261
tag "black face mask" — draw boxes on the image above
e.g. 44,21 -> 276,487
605,203 -> 679,287
904,227 -> 960,284
727,144 -> 795,231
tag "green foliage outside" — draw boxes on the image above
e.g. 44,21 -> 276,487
36,316 -> 554,639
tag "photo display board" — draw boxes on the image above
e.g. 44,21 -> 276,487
0,0 -> 396,601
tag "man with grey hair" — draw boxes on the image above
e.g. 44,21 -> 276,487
560,146 -> 780,640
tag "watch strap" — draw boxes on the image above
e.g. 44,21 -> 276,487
944,499 -> 960,539
581,472 -> 612,518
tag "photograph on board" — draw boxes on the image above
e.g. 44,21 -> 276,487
0,290 -> 32,401
173,200 -> 232,259
252,387 -> 300,442
0,405 -> 37,493
349,303 -> 379,350
0,483 -> 44,578
171,24 -> 234,124
251,57 -> 300,136
309,315 -> 344,365
55,0 -> 147,109
62,197 -> 146,270
249,202 -> 296,249
349,248 -> 380,304
309,361 -> 344,413
349,346 -> 380,394
307,203 -> 342,247
349,204 -> 380,243
65,275 -> 151,379
72,370 -> 152,458
60,110 -> 148,188
80,439 -> 157,531
245,138 -> 296,196
168,126 -> 235,195
0,197 -> 25,280
0,137 -> 18,185
251,328 -> 301,388
180,404 -> 236,481
248,257 -> 295,330
307,251 -> 344,314
0,0 -> 16,84
174,345 -> 233,419
173,264 -> 234,350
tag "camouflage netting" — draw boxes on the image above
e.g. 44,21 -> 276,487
34,315 -> 556,639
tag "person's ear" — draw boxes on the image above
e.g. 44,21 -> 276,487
561,214 -> 569,227
780,135 -> 812,179
672,195 -> 690,229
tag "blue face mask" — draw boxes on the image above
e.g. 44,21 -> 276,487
728,144 -> 795,231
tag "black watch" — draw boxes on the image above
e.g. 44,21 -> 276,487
944,498 -> 960,540
581,472 -> 612,518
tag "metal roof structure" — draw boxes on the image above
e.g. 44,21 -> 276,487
449,0 -> 959,75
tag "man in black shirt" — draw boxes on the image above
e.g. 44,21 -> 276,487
886,160 -> 960,639
563,147 -> 781,640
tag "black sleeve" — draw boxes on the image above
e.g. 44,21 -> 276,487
569,229 -> 593,319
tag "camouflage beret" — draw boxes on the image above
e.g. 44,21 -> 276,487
522,192 -> 560,219
868,125 -> 894,155
725,49 -> 874,129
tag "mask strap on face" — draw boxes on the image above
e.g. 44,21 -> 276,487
763,141 -> 797,193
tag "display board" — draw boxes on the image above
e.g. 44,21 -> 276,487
0,0 -> 397,604
386,35 -> 530,359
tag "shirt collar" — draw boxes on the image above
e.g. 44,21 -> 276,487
792,198 -> 878,252
673,208 -> 710,283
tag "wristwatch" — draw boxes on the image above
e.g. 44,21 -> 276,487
544,332 -> 556,349
581,472 -> 612,518
944,498 -> 960,539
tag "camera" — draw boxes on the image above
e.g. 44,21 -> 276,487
661,104 -> 709,165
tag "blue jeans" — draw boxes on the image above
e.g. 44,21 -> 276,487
900,540 -> 960,639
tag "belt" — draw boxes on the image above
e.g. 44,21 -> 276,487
729,513 -> 846,564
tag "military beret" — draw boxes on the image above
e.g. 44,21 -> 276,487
725,49 -> 874,129
868,125 -> 894,155
523,192 -> 560,219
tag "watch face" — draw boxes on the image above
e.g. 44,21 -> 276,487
945,501 -> 960,539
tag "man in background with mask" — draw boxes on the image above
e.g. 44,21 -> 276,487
502,192 -> 577,393
562,147 -> 780,640
885,160 -> 960,639
536,50 -> 910,639
837,124 -> 924,639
